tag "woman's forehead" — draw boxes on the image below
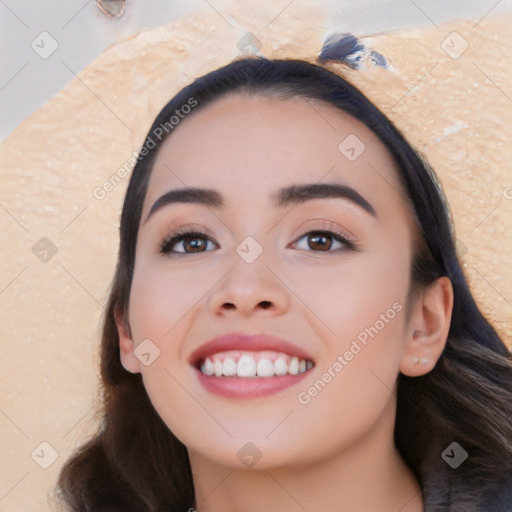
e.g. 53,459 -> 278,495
145,93 -> 409,218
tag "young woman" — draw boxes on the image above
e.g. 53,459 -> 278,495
54,57 -> 512,511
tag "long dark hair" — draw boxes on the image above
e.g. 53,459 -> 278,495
54,57 -> 512,511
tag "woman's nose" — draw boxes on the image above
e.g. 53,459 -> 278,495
207,241 -> 290,318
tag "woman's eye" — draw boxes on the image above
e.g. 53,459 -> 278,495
292,230 -> 356,252
160,231 -> 217,255
160,228 -> 356,256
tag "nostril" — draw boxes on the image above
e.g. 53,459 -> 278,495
221,301 -> 272,311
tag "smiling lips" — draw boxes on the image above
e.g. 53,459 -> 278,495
189,332 -> 315,398
201,350 -> 313,378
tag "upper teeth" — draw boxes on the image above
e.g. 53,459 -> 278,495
200,351 -> 313,378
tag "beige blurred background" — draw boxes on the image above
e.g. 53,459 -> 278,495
1,2 -> 511,510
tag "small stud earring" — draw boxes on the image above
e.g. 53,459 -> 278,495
413,356 -> 419,364
420,357 -> 429,365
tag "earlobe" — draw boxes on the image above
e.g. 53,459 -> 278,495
400,276 -> 454,377
115,310 -> 142,374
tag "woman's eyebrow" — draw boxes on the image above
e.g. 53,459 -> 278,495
274,183 -> 376,216
143,183 -> 377,225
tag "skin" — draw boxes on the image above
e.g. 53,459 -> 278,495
116,93 -> 453,512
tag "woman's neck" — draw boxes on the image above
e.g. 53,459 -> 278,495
188,398 -> 423,512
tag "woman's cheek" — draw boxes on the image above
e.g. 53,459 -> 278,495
319,252 -> 408,364
299,254 -> 398,337
130,264 -> 199,334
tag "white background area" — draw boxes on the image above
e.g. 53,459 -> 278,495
1,0 -> 510,140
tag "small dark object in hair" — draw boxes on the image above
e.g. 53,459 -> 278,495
319,32 -> 388,70
96,0 -> 125,18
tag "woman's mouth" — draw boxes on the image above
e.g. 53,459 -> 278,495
193,350 -> 315,399
189,332 -> 315,398
198,350 -> 314,378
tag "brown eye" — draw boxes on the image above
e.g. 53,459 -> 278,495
160,230 -> 217,255
307,232 -> 333,251
179,235 -> 208,253
292,230 -> 356,253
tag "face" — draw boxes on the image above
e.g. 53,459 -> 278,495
119,93 -> 420,470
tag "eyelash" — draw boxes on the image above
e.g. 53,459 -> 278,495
159,222 -> 358,257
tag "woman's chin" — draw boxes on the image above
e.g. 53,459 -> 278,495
186,443 -> 304,471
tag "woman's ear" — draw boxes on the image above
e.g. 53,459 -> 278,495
400,276 -> 454,377
115,309 -> 141,374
